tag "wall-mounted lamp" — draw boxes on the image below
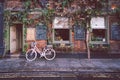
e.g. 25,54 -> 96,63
111,4 -> 117,10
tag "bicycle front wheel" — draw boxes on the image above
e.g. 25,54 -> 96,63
44,49 -> 56,60
26,49 -> 37,61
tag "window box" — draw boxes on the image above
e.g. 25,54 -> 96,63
89,44 -> 110,53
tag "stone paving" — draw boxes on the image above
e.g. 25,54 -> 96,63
0,58 -> 120,78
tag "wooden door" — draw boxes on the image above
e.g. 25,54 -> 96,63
10,26 -> 17,53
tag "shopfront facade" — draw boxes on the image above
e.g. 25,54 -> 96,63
1,0 -> 120,57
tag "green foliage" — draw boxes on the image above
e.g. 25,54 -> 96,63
24,0 -> 31,9
23,43 -> 28,53
42,9 -> 55,24
3,30 -> 7,38
89,44 -> 110,49
23,25 -> 27,40
4,10 -> 10,16
62,0 -> 68,8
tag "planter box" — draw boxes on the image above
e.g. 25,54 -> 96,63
90,48 -> 109,54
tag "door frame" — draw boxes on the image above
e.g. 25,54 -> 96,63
9,23 -> 24,53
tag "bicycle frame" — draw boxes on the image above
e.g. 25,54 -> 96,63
33,45 -> 46,57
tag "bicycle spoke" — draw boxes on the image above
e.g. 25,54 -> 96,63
26,49 -> 37,61
44,49 -> 56,60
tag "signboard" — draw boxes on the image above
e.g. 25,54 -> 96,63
111,25 -> 120,40
74,25 -> 85,40
53,17 -> 69,29
36,25 -> 47,40
91,17 -> 105,29
26,28 -> 35,41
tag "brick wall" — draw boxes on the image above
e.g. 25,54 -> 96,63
5,0 -> 23,10
72,32 -> 86,52
109,16 -> 120,53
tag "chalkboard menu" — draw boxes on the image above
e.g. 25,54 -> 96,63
36,25 -> 47,40
111,25 -> 120,40
74,25 -> 85,40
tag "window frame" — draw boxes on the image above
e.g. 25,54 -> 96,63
90,16 -> 109,44
52,17 -> 72,44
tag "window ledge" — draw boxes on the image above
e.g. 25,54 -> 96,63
90,41 -> 108,44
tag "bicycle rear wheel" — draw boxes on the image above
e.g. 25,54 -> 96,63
26,49 -> 37,61
44,49 -> 56,60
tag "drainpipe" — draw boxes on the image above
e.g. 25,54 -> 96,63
0,1 -> 4,57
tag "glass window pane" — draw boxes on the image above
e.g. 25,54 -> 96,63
91,29 -> 106,42
55,29 -> 69,41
